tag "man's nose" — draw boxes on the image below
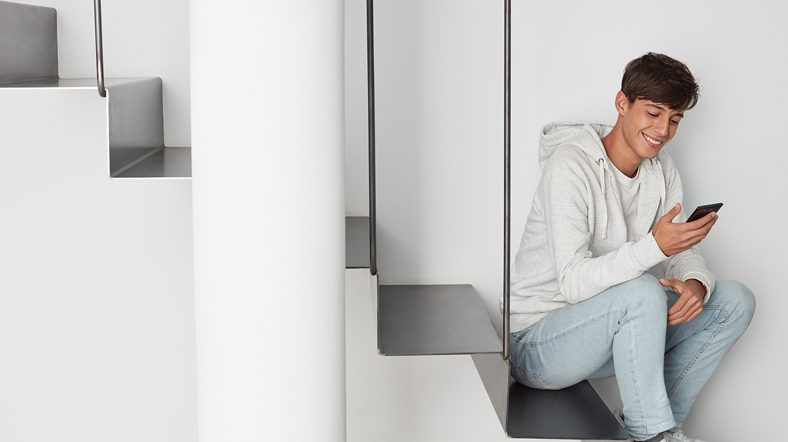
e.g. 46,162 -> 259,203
655,117 -> 670,137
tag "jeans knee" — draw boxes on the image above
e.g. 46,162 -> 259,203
622,274 -> 668,316
713,280 -> 756,326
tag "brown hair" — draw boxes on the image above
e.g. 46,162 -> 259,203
621,52 -> 700,110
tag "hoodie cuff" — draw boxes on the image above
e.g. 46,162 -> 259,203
632,232 -> 669,270
683,272 -> 714,303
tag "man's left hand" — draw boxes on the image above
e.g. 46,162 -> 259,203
660,278 -> 705,326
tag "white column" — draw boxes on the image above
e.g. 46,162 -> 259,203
190,1 -> 345,441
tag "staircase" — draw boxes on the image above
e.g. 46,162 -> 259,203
0,1 -> 191,179
0,3 -> 196,441
352,0 -> 631,438
346,214 -> 628,439
3,0 -> 629,439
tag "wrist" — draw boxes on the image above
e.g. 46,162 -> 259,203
686,278 -> 706,298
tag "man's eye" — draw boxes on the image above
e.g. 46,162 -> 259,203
648,112 -> 658,117
670,120 -> 680,125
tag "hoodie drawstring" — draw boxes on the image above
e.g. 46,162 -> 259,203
597,158 -> 608,239
655,158 -> 666,216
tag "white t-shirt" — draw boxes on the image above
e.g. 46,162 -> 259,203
610,164 -> 641,242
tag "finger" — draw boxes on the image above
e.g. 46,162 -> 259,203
668,304 -> 690,322
705,214 -> 719,231
668,316 -> 684,326
657,205 -> 679,226
669,291 -> 701,321
669,303 -> 703,326
667,292 -> 688,316
668,300 -> 694,322
668,284 -> 698,316
685,305 -> 704,323
681,223 -> 717,248
661,203 -> 681,223
686,211 -> 718,230
668,297 -> 699,324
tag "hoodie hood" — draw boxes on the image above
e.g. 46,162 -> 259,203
538,121 -> 667,240
539,122 -> 613,170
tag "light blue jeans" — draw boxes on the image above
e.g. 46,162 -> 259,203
509,274 -> 755,441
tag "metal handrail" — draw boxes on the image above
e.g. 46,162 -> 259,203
367,0 -> 378,276
365,0 -> 512,356
93,0 -> 106,97
502,0 -> 512,360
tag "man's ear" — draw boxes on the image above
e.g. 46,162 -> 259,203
615,91 -> 630,117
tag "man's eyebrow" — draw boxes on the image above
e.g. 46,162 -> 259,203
646,103 -> 684,118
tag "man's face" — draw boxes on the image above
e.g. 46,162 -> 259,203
619,95 -> 684,161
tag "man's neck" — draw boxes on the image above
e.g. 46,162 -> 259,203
601,125 -> 642,178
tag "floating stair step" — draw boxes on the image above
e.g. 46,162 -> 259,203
0,1 -> 58,85
378,284 -> 501,355
471,353 -> 629,439
0,78 -> 192,178
112,147 -> 191,178
345,216 -> 370,269
507,380 -> 629,439
0,77 -> 151,90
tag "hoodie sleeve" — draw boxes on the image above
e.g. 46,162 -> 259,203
542,151 -> 667,304
658,157 -> 716,302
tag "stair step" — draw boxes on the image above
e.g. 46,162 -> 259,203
507,380 -> 629,439
0,1 -> 58,85
0,78 -> 191,178
471,353 -> 629,439
345,216 -> 370,269
0,77 -> 153,90
112,147 -> 191,178
378,284 -> 501,355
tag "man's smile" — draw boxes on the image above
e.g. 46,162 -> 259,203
642,133 -> 664,148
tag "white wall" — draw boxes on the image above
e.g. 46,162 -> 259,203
0,87 -> 195,442
345,0 -> 788,440
11,0 -> 191,147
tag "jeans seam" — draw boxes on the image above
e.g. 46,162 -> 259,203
531,371 -> 559,389
509,355 -> 560,390
513,308 -> 627,392
628,307 -> 649,436
666,304 -> 730,398
527,307 -> 628,345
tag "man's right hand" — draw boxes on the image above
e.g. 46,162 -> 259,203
652,203 -> 718,256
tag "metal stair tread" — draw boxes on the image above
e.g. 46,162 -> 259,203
378,284 -> 501,355
0,77 -> 163,90
112,146 -> 191,178
506,379 -> 629,439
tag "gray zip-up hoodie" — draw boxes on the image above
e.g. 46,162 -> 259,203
508,122 -> 715,333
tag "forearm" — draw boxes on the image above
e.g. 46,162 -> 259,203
663,247 -> 715,302
556,233 -> 666,303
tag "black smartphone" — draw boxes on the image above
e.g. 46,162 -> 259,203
686,203 -> 723,222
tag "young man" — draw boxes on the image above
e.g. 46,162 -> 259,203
507,53 -> 755,442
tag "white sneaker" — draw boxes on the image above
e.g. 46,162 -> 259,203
608,410 -> 705,442
613,407 -> 626,427
663,428 -> 708,442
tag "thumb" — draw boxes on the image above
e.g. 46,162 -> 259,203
659,278 -> 673,288
660,203 -> 681,223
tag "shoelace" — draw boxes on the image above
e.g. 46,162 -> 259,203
666,429 -> 691,441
